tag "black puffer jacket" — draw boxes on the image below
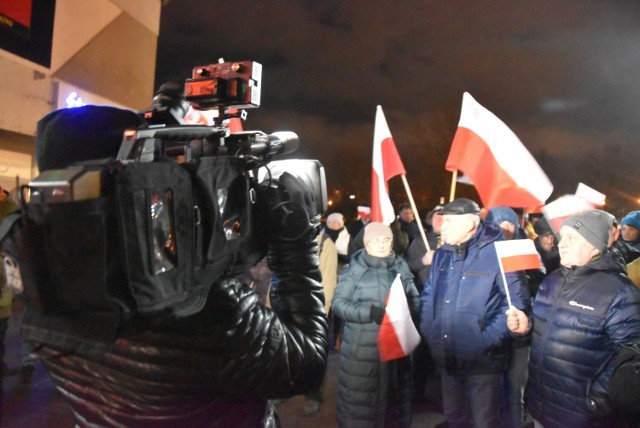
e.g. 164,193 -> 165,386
526,250 -> 640,428
23,234 -> 328,427
331,249 -> 419,428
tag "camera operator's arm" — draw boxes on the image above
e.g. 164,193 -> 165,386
212,172 -> 328,398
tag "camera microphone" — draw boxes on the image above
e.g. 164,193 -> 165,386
227,131 -> 299,157
261,131 -> 300,156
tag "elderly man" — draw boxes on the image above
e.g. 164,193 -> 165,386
508,210 -> 640,427
420,198 -> 529,428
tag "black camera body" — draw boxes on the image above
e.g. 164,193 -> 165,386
13,60 -> 327,328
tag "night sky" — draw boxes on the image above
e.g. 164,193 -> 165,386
155,1 -> 640,218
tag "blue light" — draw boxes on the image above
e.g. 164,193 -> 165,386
65,91 -> 86,108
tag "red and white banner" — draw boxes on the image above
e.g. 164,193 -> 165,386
446,92 -> 553,209
495,239 -> 543,273
542,194 -> 595,234
575,183 -> 606,207
372,105 -> 406,225
378,274 -> 421,361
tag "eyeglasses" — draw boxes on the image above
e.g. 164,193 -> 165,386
370,237 -> 393,245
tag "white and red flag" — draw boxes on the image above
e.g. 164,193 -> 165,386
542,194 -> 596,234
371,105 -> 406,224
378,274 -> 421,361
446,92 -> 553,209
575,183 -> 606,207
495,239 -> 543,273
494,239 -> 543,307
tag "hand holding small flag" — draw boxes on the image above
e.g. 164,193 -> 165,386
506,306 -> 529,334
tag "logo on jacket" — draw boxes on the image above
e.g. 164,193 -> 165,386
569,300 -> 594,311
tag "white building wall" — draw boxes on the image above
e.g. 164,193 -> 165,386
0,0 -> 162,193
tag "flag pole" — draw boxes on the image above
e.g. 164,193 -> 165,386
400,174 -> 431,252
497,262 -> 513,308
449,170 -> 458,202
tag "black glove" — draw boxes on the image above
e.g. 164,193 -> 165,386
262,171 -> 320,242
370,305 -> 386,324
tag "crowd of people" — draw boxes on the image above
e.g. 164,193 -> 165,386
294,199 -> 640,427
3,186 -> 640,427
2,178 -> 640,427
0,75 -> 638,428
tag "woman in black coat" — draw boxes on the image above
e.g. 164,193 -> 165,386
332,222 -> 420,427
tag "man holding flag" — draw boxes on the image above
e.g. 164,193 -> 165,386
507,210 -> 640,427
419,198 -> 529,428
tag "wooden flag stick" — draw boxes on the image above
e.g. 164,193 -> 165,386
449,170 -> 458,202
400,174 -> 430,252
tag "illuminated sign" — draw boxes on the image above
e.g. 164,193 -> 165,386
55,80 -> 129,110
65,91 -> 86,108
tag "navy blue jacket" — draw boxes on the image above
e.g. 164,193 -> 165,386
525,250 -> 640,428
420,222 -> 529,375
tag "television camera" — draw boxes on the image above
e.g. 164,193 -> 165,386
18,59 -> 327,321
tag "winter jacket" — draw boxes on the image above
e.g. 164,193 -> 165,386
0,196 -> 18,319
525,249 -> 640,428
318,229 -> 340,312
20,229 -> 328,427
332,249 -> 419,428
318,226 -> 351,312
420,222 -> 529,375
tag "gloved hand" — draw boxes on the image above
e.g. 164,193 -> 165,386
262,171 -> 320,242
370,305 -> 386,324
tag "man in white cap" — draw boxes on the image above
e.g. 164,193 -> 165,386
508,210 -> 640,427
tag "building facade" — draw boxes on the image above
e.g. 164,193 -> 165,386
0,0 -> 161,195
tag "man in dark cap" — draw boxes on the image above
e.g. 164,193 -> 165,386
420,198 -> 529,428
533,218 -> 559,269
531,217 -> 560,297
507,210 -> 640,427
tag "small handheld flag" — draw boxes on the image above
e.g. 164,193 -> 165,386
377,274 -> 421,361
494,239 -> 542,307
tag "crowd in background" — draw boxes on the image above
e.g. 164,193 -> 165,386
294,198 -> 640,427
2,183 -> 640,427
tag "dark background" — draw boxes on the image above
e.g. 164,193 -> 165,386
155,1 -> 640,219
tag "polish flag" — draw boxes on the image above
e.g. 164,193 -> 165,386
357,205 -> 371,220
495,239 -> 543,308
372,106 -> 406,224
575,183 -> 606,207
542,194 -> 596,234
495,239 -> 543,273
446,92 -> 553,209
378,274 -> 421,361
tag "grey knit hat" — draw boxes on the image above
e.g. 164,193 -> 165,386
562,210 -> 610,254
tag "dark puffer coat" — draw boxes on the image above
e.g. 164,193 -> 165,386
420,222 -> 529,375
331,249 -> 419,428
21,235 -> 328,427
526,250 -> 640,428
